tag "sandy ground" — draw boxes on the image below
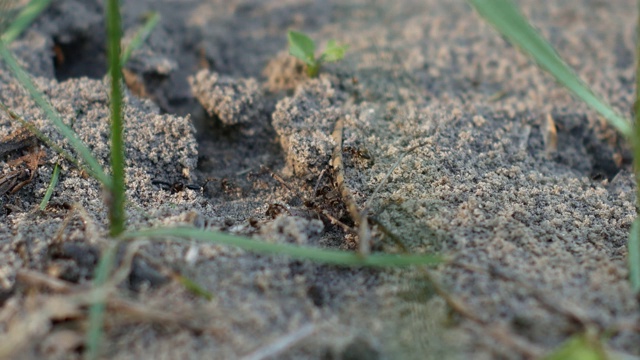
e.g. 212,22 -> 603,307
1,0 -> 639,359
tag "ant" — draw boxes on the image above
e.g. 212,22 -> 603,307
258,166 -> 355,234
153,177 -> 242,197
342,145 -> 374,168
151,180 -> 202,194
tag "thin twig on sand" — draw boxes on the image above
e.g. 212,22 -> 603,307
331,118 -> 370,255
418,268 -> 546,358
240,324 -> 316,360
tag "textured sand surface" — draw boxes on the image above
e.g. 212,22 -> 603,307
0,0 -> 639,359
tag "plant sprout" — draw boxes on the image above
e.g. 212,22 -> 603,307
287,30 -> 348,77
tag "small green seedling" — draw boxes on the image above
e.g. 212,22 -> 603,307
0,6 -> 440,357
287,30 -> 348,77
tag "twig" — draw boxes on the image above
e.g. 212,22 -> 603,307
15,269 -> 223,335
312,169 -> 326,196
329,118 -> 539,356
134,251 -> 213,300
0,102 -> 92,178
319,208 -> 357,234
331,118 -> 361,225
368,216 -> 409,252
240,324 -> 316,360
418,267 -> 545,358
331,118 -> 370,255
260,165 -> 292,192
51,202 -> 102,245
449,261 -> 594,327
363,140 -> 431,211
0,293 -> 79,359
16,268 -> 82,293
107,239 -> 148,288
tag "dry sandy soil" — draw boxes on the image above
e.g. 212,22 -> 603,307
0,0 -> 639,359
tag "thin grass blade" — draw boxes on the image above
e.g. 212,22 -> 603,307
0,101 -> 94,176
634,0 -> 640,295
467,0 -> 632,138
105,0 -> 125,236
1,0 -> 51,44
0,43 -> 111,186
122,227 -> 441,268
38,161 -> 59,210
120,11 -> 160,66
0,0 -> 25,34
629,218 -> 640,293
85,244 -> 116,360
176,274 -> 213,300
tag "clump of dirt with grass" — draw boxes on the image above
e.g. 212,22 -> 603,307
0,0 -> 639,359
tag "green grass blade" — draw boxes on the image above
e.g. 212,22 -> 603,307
629,218 -> 640,293
122,227 -> 441,267
105,0 -> 126,236
634,0 -> 640,295
0,101 -> 95,176
38,162 -> 59,210
85,244 -> 116,360
177,274 -> 213,300
0,43 -> 111,186
467,0 -> 633,138
120,11 -> 160,66
1,0 -> 51,44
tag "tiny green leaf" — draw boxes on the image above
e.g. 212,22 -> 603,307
177,274 -> 213,301
321,40 -> 348,63
288,30 -> 316,66
544,333 -> 606,360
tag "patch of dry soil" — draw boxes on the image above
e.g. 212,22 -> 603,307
0,0 -> 639,359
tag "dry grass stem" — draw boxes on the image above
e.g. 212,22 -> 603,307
331,117 -> 371,255
240,324 -> 316,360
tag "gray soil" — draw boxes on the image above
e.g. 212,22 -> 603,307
1,0 -> 639,359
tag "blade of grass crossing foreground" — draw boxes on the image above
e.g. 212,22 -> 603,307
120,11 -> 160,65
85,1 -> 127,357
38,162 -> 59,210
1,0 -> 51,44
633,0 -> 640,294
85,244 -> 116,360
0,0 -> 22,34
105,0 -> 125,236
0,102 -> 94,175
629,219 -> 640,293
467,0 -> 633,139
0,43 -> 111,186
122,227 -> 442,267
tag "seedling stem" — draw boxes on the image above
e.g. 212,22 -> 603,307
287,30 -> 347,78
